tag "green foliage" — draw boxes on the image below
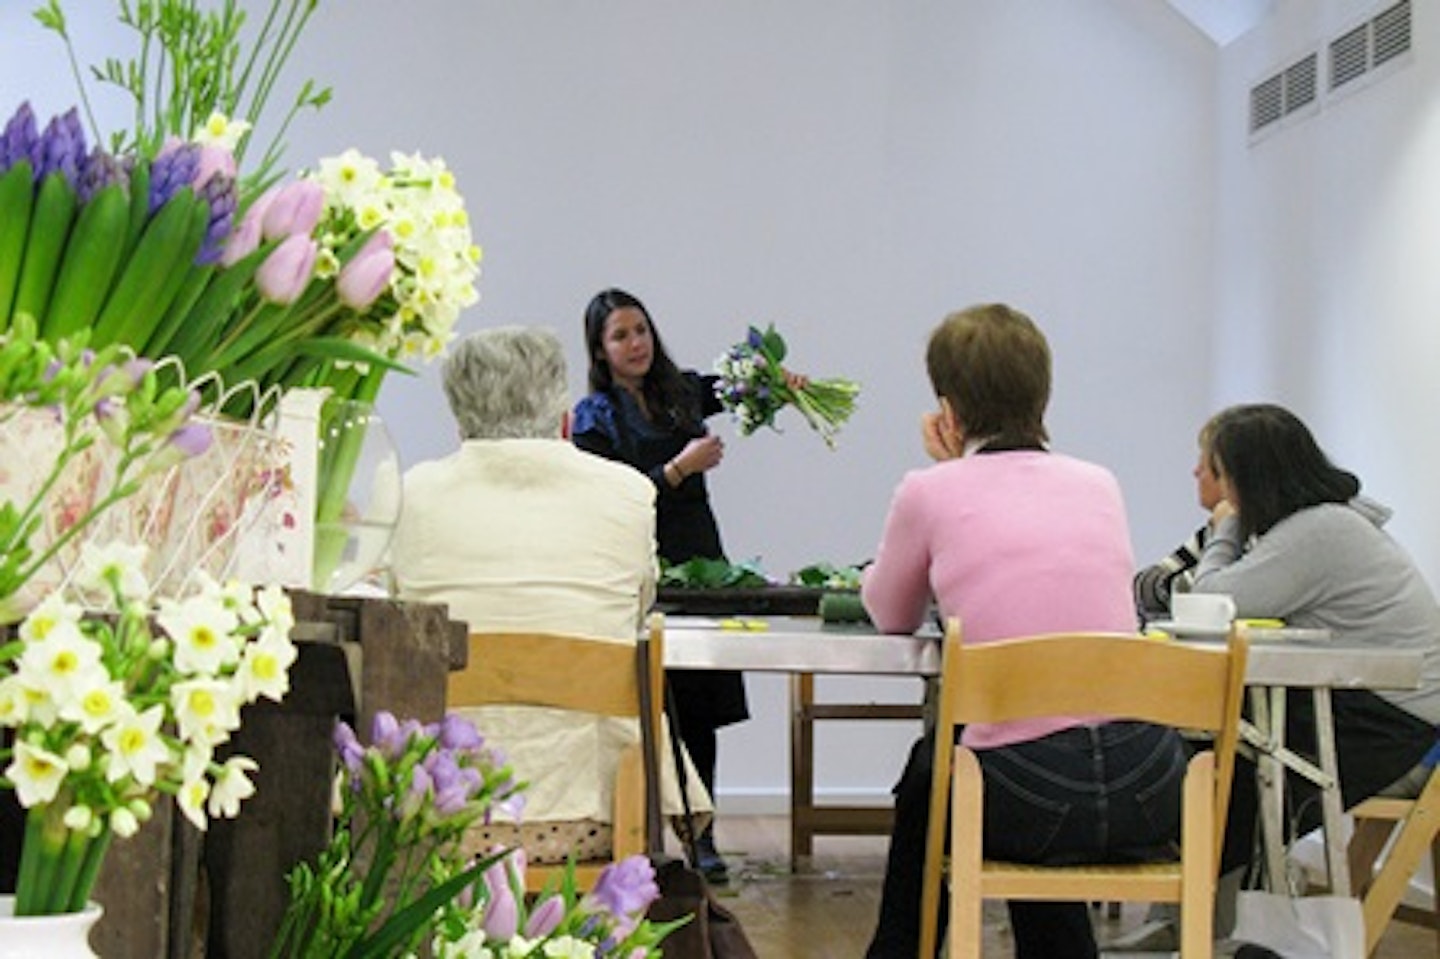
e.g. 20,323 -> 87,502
659,557 -> 770,590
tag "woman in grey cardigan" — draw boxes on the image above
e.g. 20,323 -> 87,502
1192,403 -> 1440,874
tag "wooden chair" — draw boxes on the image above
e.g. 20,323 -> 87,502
1347,751 -> 1440,955
446,613 -> 665,892
919,619 -> 1249,959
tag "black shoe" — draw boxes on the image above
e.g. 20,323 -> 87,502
695,832 -> 729,884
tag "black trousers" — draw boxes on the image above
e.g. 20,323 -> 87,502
866,723 -> 1185,959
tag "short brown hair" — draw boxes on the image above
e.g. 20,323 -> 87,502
925,303 -> 1051,446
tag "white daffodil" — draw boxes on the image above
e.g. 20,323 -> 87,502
63,803 -> 93,832
315,149 -> 386,208
158,593 -> 241,676
177,770 -> 211,832
110,806 -> 140,839
7,739 -> 69,806
77,540 -> 151,602
59,677 -> 127,734
193,112 -> 252,152
18,591 -> 83,644
255,584 -> 295,634
17,621 -> 106,703
101,704 -> 170,786
171,678 -> 241,746
64,742 -> 92,771
235,627 -> 297,703
207,755 -> 258,819
538,936 -> 595,959
0,675 -> 29,726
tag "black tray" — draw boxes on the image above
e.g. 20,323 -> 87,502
655,585 -> 832,617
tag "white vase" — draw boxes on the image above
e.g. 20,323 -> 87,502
0,895 -> 102,958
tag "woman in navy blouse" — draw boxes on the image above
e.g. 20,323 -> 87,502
573,287 -> 742,881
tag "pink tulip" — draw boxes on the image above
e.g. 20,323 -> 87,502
256,235 -> 318,305
481,857 -> 519,940
337,233 -> 395,310
260,180 -> 325,241
523,895 -> 564,938
220,188 -> 278,266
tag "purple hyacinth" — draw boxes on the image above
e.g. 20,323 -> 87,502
0,102 -> 38,173
77,146 -> 129,203
195,173 -> 238,265
33,108 -> 87,188
149,141 -> 200,214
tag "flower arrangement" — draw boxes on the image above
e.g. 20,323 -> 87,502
4,0 -> 481,420
0,543 -> 296,915
714,325 -> 860,448
272,711 -> 680,959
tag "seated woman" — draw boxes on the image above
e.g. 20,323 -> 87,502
861,303 -> 1184,959
1190,403 -> 1440,873
390,326 -> 710,863
1133,414 -> 1222,623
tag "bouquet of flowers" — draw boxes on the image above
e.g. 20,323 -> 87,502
0,545 -> 296,915
714,325 -> 860,449
271,711 -> 681,959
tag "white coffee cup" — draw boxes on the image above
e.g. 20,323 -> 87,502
1170,592 -> 1237,631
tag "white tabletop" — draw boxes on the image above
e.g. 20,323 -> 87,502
660,616 -> 1423,691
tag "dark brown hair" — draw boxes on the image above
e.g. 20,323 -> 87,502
925,303 -> 1051,447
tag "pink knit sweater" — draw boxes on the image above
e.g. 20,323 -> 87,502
862,450 -> 1138,748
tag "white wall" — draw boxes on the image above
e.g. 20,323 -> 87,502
1215,0 -> 1440,586
283,0 -> 1222,811
4,1 -> 1225,811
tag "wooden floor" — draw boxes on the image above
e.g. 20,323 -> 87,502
702,815 -> 1438,958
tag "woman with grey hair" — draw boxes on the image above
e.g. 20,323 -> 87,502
391,325 -> 712,864
441,326 -> 572,440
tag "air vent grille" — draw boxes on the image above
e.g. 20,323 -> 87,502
1284,53 -> 1318,113
1252,0 -> 1414,143
1373,0 -> 1412,67
1330,24 -> 1370,89
1250,74 -> 1284,133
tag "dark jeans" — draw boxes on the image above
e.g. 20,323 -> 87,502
865,721 -> 1187,959
1222,688 -> 1436,878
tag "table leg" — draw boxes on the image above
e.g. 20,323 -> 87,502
790,672 -> 816,869
1254,686 -> 1291,891
1312,687 -> 1351,896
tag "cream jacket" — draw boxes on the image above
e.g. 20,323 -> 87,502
391,438 -> 712,823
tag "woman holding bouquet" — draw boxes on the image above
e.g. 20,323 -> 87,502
574,287 -> 805,882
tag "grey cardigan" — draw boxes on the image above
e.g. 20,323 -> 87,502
1193,496 -> 1440,725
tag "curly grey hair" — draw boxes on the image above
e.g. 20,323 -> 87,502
441,327 -> 570,440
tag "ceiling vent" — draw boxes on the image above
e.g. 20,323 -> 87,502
1250,0 -> 1412,143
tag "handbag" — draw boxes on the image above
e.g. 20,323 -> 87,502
1230,890 -> 1363,959
637,641 -> 758,959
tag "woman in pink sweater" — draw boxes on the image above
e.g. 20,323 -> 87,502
862,304 -> 1179,959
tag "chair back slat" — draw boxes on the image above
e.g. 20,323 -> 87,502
947,631 -> 1243,732
449,631 -> 641,717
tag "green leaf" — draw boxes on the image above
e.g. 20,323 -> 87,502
343,849 -> 512,959
761,324 -> 788,363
